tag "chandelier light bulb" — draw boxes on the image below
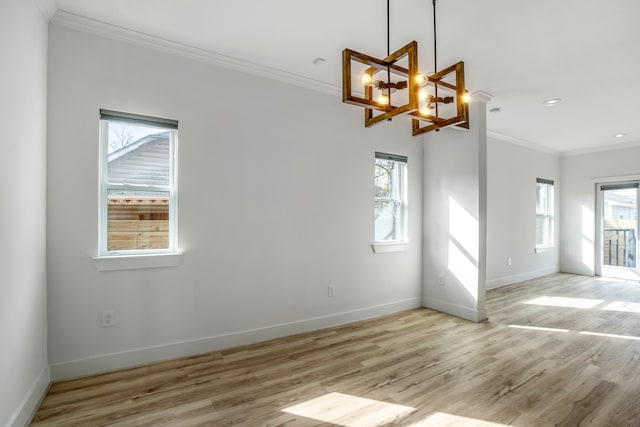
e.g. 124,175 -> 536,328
462,91 -> 471,103
378,93 -> 389,105
419,90 -> 429,102
415,74 -> 427,86
361,73 -> 373,86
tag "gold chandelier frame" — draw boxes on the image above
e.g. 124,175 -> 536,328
341,0 -> 469,135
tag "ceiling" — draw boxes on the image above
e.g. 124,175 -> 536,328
46,0 -> 640,154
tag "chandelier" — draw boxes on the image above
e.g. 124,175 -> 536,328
342,0 -> 469,135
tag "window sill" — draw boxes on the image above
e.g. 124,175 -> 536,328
534,246 -> 554,254
371,242 -> 409,253
92,252 -> 183,271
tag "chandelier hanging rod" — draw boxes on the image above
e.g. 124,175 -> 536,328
433,0 -> 437,73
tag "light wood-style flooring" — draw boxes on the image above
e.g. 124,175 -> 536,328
32,274 -> 640,426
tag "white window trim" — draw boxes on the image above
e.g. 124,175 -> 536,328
535,179 -> 554,250
374,153 -> 408,247
93,252 -> 183,271
371,242 -> 410,253
534,246 -> 554,254
97,111 -> 179,261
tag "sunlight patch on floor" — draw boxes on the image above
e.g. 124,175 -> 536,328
523,296 -> 604,309
282,392 -> 415,426
508,325 -> 569,333
579,331 -> 640,341
407,412 -> 514,426
509,324 -> 640,342
601,301 -> 640,313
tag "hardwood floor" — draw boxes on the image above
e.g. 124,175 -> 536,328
32,274 -> 640,426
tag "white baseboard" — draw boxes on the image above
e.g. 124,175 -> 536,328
422,297 -> 487,322
559,264 -> 595,277
50,297 -> 421,381
9,365 -> 50,427
486,266 -> 560,290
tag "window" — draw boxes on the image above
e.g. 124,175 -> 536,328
536,178 -> 554,248
374,152 -> 407,243
98,110 -> 178,256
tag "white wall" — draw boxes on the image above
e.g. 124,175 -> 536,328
561,145 -> 640,275
486,138 -> 560,288
422,98 -> 489,322
46,24 -> 423,380
0,1 -> 50,425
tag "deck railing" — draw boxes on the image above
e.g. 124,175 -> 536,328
604,228 -> 636,268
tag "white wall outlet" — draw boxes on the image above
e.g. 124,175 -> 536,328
101,309 -> 115,327
328,285 -> 336,297
508,257 -> 512,267
438,275 -> 445,286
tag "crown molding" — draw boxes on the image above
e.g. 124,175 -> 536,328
487,130 -> 561,156
561,138 -> 640,157
471,90 -> 493,104
33,0 -> 57,22
50,11 -> 341,97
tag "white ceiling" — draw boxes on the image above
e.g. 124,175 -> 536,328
48,0 -> 640,154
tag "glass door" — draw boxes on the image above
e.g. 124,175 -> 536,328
599,182 -> 640,279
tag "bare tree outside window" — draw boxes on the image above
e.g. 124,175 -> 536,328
108,127 -> 135,152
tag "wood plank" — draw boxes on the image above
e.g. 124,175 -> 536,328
32,273 -> 640,426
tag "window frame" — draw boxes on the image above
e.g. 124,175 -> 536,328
374,152 -> 408,247
535,178 -> 554,250
97,110 -> 179,257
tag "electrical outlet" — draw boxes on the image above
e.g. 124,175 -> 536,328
508,257 -> 512,267
438,275 -> 445,286
328,285 -> 336,297
101,309 -> 115,327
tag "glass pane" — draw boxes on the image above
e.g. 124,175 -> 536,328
107,190 -> 170,251
536,183 -> 548,213
603,188 -> 637,268
107,122 -> 171,186
375,200 -> 399,241
375,159 -> 399,199
536,215 -> 547,246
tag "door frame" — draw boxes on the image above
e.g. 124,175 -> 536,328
595,180 -> 640,278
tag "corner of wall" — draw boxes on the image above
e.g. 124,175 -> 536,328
8,366 -> 50,427
33,0 -> 57,22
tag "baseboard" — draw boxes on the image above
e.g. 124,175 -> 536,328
9,365 -> 50,427
50,297 -> 421,381
486,266 -> 560,290
422,297 -> 487,322
559,264 -> 595,277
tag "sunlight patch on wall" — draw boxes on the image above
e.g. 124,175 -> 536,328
407,412 -> 514,426
582,205 -> 594,268
523,296 -> 603,309
282,392 -> 415,426
448,240 -> 479,300
446,197 -> 479,301
449,197 -> 479,261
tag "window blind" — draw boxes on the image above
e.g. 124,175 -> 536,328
600,182 -> 639,191
100,109 -> 178,129
375,152 -> 408,163
536,178 -> 554,185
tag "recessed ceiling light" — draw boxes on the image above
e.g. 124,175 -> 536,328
543,98 -> 562,106
614,133 -> 626,138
